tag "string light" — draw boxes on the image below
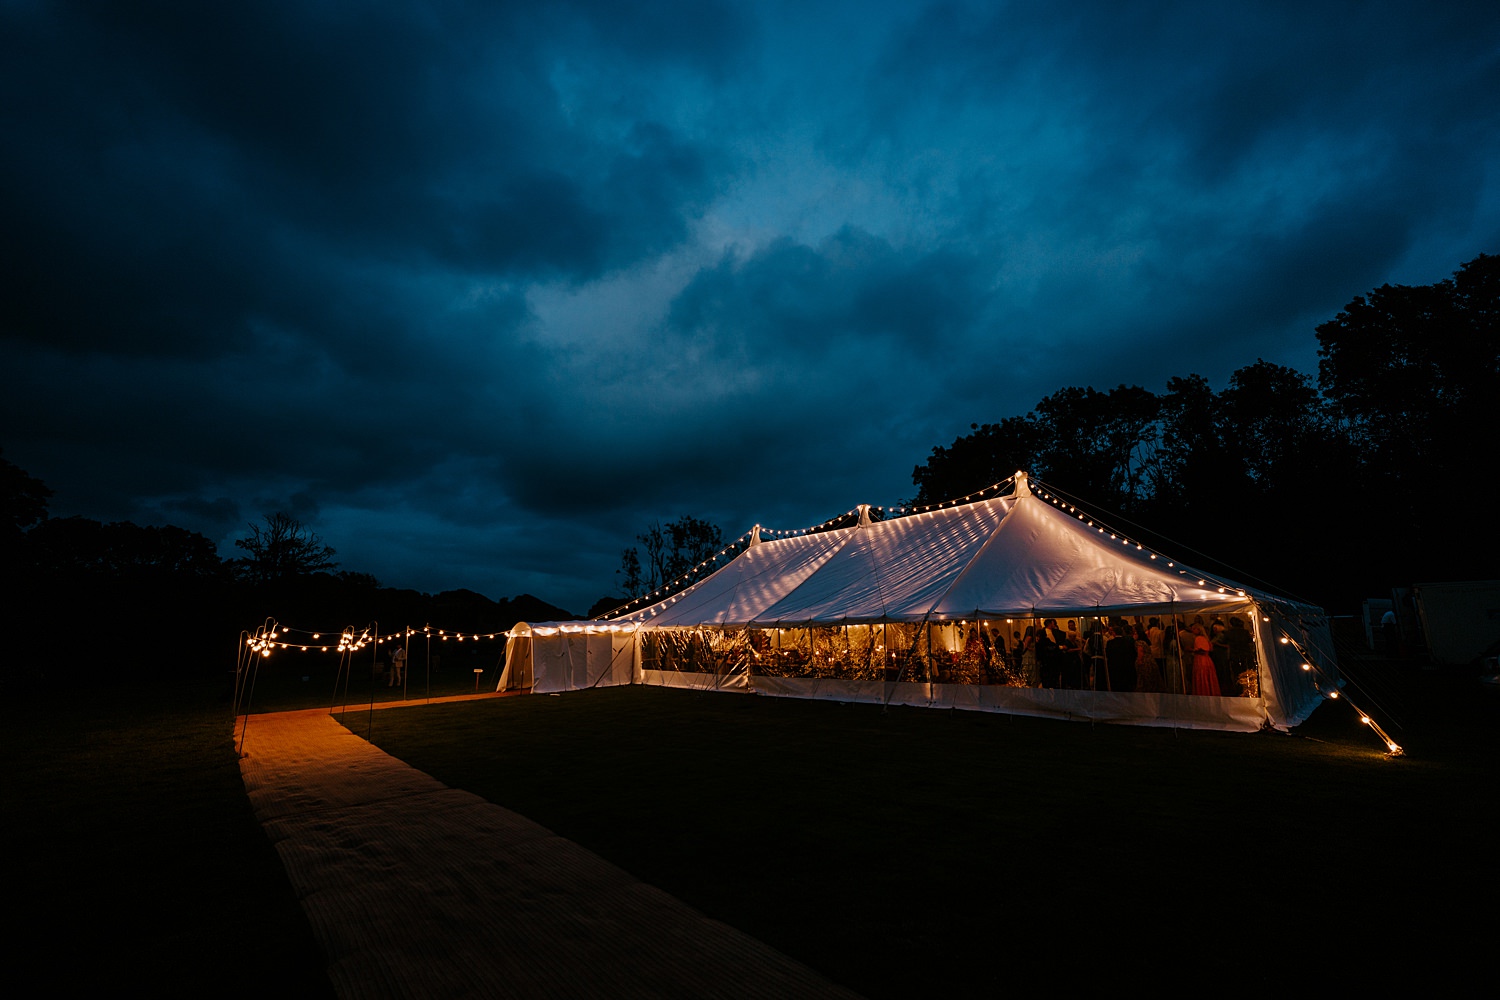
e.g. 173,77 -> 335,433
1273,618 -> 1403,757
247,622 -> 508,653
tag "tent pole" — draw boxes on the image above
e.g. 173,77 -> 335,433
232,631 -> 249,720
329,644 -> 344,716
367,621 -> 378,741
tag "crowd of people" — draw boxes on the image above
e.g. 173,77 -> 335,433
992,615 -> 1258,696
650,615 -> 1261,697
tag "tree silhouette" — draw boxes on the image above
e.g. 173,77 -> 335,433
616,546 -> 645,596
911,385 -> 1158,510
911,416 -> 1042,505
905,252 -> 1500,604
1315,252 -> 1500,582
1317,252 -> 1500,486
2,448 -> 51,547
1032,384 -> 1158,510
233,512 -> 337,584
617,515 -> 724,596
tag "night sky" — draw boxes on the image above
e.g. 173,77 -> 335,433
5,2 -> 1498,613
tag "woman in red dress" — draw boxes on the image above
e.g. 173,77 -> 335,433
1190,624 -> 1221,696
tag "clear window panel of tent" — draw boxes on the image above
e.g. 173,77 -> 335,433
731,615 -> 1260,696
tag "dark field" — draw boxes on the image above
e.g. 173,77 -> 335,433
5,659 -> 1494,996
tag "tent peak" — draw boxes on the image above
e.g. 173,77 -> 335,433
1014,470 -> 1031,497
857,504 -> 871,526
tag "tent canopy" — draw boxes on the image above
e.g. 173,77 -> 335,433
506,474 -> 1334,732
615,473 -> 1262,628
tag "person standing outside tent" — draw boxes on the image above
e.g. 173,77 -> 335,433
390,644 -> 407,688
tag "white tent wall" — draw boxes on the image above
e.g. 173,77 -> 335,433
496,627 -> 533,691
641,669 -> 752,692
749,675 -> 1269,730
499,624 -> 640,694
1257,603 -> 1339,728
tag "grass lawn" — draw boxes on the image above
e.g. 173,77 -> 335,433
4,653 -> 1490,997
357,670 -> 1498,997
0,650 -> 497,994
1,675 -> 333,996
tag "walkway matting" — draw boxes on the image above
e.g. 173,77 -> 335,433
239,706 -> 860,999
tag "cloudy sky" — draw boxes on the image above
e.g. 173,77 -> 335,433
4,1 -> 1497,613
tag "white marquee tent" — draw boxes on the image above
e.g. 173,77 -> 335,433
499,473 -> 1335,731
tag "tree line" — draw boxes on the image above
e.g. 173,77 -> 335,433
906,252 -> 1500,606
1,475 -> 572,688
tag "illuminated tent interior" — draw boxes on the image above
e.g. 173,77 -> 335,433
499,473 -> 1335,731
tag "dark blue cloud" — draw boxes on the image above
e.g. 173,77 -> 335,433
669,227 -> 990,353
3,1 -> 1497,611
1,1 -> 732,361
